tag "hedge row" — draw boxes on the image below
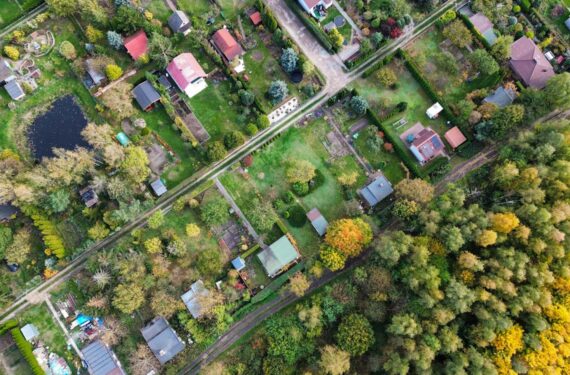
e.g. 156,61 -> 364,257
250,261 -> 305,304
459,13 -> 492,50
283,0 -> 336,52
397,49 -> 456,123
242,243 -> 261,259
362,54 -> 395,78
10,327 -> 44,375
0,320 -> 18,335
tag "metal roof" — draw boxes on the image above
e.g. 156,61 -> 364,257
483,86 -> 516,108
0,204 -> 18,220
181,280 -> 209,318
81,340 -> 125,375
358,175 -> 393,207
5,80 -> 24,100
140,317 -> 185,365
168,10 -> 191,33
21,324 -> 39,341
257,236 -> 300,277
132,80 -> 160,110
231,256 -> 246,271
306,208 -> 328,236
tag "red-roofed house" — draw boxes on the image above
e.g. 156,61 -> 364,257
123,30 -> 148,61
509,36 -> 554,89
444,126 -> 467,150
211,28 -> 245,73
167,53 -> 208,98
401,123 -> 446,165
249,11 -> 262,26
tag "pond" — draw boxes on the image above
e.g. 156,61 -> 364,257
28,95 -> 90,160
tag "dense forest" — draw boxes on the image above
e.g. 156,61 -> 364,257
211,119 -> 570,374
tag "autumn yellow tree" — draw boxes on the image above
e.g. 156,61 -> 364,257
289,272 -> 311,296
186,223 -> 200,238
324,218 -> 372,257
490,212 -> 520,234
477,229 -> 497,247
144,237 -> 162,254
320,246 -> 347,271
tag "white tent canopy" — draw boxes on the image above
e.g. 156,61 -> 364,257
426,102 -> 443,119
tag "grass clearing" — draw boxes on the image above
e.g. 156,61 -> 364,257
0,0 -> 24,29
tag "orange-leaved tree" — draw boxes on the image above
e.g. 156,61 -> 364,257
324,218 -> 372,258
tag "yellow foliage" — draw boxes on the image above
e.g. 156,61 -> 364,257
490,212 -> 520,234
43,268 -> 58,279
553,278 -> 570,295
544,304 -> 570,323
492,325 -> 524,357
477,229 -> 497,247
459,270 -> 474,284
428,238 -> 445,255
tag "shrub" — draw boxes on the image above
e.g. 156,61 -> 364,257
206,141 -> 227,161
239,89 -> 255,106
86,25 -> 103,43
396,101 -> 408,112
3,46 -> 19,60
267,80 -> 288,104
223,130 -> 246,149
292,181 -> 309,196
107,30 -> 124,50
287,204 -> 307,227
349,96 -> 369,116
280,48 -> 299,73
245,123 -> 259,136
59,40 -> 76,60
105,64 -> 123,80
258,114 -> 270,129
11,328 -> 43,374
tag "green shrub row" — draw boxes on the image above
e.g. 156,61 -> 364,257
0,320 -> 18,335
250,261 -> 305,304
397,49 -> 456,123
361,55 -> 394,78
23,208 -> 66,259
242,243 -> 261,259
275,217 -> 289,235
459,13 -> 492,50
10,327 -> 44,375
283,0 -> 336,52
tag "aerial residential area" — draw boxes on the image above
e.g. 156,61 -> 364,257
0,0 -> 569,373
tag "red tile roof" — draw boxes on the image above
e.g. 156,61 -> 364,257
166,53 -> 207,91
123,30 -> 148,60
444,126 -> 467,149
509,37 -> 554,89
212,28 -> 244,62
249,11 -> 262,26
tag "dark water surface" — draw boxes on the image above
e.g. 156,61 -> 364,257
28,95 -> 90,160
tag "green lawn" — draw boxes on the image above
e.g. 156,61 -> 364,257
354,127 -> 406,183
145,0 -> 172,22
188,80 -> 247,140
177,0 -> 213,17
0,0 -> 24,29
320,6 -> 352,42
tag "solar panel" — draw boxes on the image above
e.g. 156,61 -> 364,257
431,136 -> 443,150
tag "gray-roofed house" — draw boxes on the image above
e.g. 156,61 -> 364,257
81,340 -> 126,375
5,80 -> 25,100
150,178 -> 167,197
566,17 -> 570,31
132,80 -> 160,111
141,317 -> 185,365
0,58 -> 15,85
168,10 -> 192,35
85,59 -> 106,88
358,175 -> 394,207
21,324 -> 39,342
80,187 -> 99,208
257,235 -> 301,278
306,208 -> 328,236
483,86 -> 516,108
181,280 -> 210,319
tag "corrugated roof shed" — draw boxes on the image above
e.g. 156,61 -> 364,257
81,340 -> 125,375
257,235 -> 300,277
5,80 -> 25,100
168,10 -> 191,33
132,80 -> 160,110
306,208 -> 328,236
141,317 -> 185,364
181,280 -> 209,318
483,86 -> 516,108
231,256 -> 246,271
150,178 -> 167,196
358,175 -> 393,207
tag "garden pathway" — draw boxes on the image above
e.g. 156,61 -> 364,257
332,0 -> 362,38
324,108 -> 373,174
214,177 -> 265,247
162,0 -> 177,12
45,299 -> 83,359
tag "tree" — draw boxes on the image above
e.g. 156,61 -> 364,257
468,49 -> 499,77
491,104 -> 525,138
238,90 -> 255,106
112,6 -> 145,34
477,229 -> 497,247
247,200 -> 277,232
336,313 -> 375,356
395,178 -> 434,204
112,283 -> 145,313
319,345 -> 351,375
490,212 -> 519,233
223,131 -> 246,149
325,218 -> 372,257
88,222 -> 110,240
245,123 -> 258,136
129,344 -> 160,375
302,60 -> 315,76
46,0 -> 78,16
330,28 -> 344,49
372,32 -> 384,47
337,171 -> 358,187
201,197 -> 229,227
392,199 -> 419,220
349,96 -> 368,116
320,246 -> 347,271
120,146 -> 150,184
286,159 -> 316,184
47,189 -> 70,213
280,48 -> 299,73
376,67 -> 397,87
206,141 -> 227,161
147,211 -> 164,229
100,82 -> 137,119
289,272 -> 311,296
4,229 -> 31,265
186,223 -> 200,238
144,237 -> 162,253
434,51 -> 459,74
86,25 -> 104,43
3,46 -> 19,61
258,114 -> 270,129
107,31 -> 124,50
148,32 -> 177,68
196,248 -> 223,277
442,20 -> 472,48
0,228 -> 13,260
491,35 -> 514,61
545,73 -> 570,109
268,80 -> 288,104
105,64 -> 123,81
360,38 -> 372,55
150,291 -> 183,318
59,41 -> 76,60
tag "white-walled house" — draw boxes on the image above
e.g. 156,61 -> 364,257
166,53 -> 208,98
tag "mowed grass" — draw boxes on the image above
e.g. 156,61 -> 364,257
354,127 -> 407,183
177,0 -> 212,17
145,0 -> 171,22
0,0 -> 24,29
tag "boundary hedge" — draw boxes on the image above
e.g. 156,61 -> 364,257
10,327 -> 44,375
459,13 -> 492,50
250,261 -> 305,304
283,0 -> 336,52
